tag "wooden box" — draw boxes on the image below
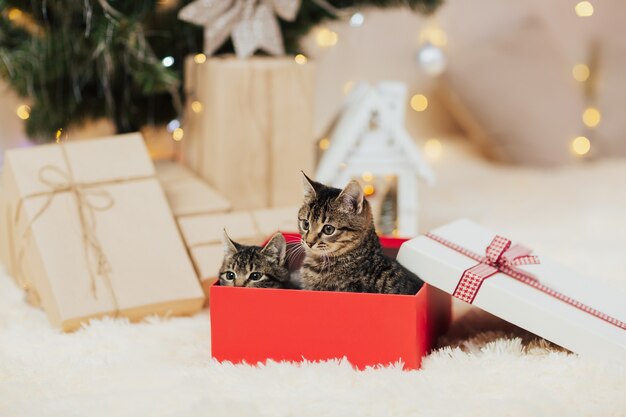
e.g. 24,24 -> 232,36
182,56 -> 315,210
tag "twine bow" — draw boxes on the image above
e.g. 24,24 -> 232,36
179,0 -> 301,58
13,145 -> 118,311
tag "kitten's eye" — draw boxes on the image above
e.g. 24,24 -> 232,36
322,224 -> 335,235
224,271 -> 236,280
249,272 -> 263,281
300,219 -> 310,231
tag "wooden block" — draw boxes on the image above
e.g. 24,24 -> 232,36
268,62 -> 315,207
182,56 -> 314,210
252,206 -> 299,236
177,211 -> 260,248
190,244 -> 224,282
154,160 -> 194,183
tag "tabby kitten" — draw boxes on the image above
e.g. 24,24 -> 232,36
298,174 -> 423,295
219,231 -> 292,289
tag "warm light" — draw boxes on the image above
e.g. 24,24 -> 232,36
419,27 -> 448,47
362,171 -> 374,182
410,94 -> 428,112
172,127 -> 184,141
8,8 -> 22,20
16,104 -> 30,120
363,184 -> 375,196
194,53 -> 207,64
572,64 -> 590,82
392,229 -> 399,237
294,54 -> 308,65
343,80 -> 355,95
55,128 -> 63,143
316,28 -> 339,47
319,138 -> 330,150
424,138 -> 443,160
191,101 -> 203,113
582,107 -> 601,127
572,136 -> 591,155
575,1 -> 594,17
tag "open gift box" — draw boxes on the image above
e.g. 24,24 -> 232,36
210,233 -> 452,370
398,219 -> 626,359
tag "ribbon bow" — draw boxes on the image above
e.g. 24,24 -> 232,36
426,232 -> 626,331
14,145 -> 118,310
438,235 -> 540,304
179,0 -> 301,58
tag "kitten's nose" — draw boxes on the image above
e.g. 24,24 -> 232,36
305,239 -> 316,248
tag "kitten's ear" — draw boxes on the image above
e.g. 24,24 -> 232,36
301,171 -> 321,203
337,180 -> 364,214
262,232 -> 286,265
222,230 -> 240,257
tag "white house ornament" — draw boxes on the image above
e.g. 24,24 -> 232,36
316,81 -> 435,236
178,0 -> 301,58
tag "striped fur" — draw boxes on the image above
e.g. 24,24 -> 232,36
219,232 -> 292,289
298,175 -> 423,295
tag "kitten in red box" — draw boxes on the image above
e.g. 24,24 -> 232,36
219,231 -> 293,289
298,174 -> 423,295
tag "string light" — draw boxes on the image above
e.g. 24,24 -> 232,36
424,138 -> 443,160
572,64 -> 590,82
167,119 -> 180,132
16,104 -> 30,120
162,56 -> 175,67
8,7 -> 22,20
294,54 -> 308,65
418,27 -> 448,47
55,128 -> 63,143
194,53 -> 207,64
571,136 -> 591,155
349,12 -> 365,27
191,101 -> 203,113
582,107 -> 601,127
319,137 -> 330,150
343,80 -> 355,95
172,127 -> 184,141
575,1 -> 594,17
316,28 -> 339,47
362,171 -> 374,182
363,184 -> 375,196
410,94 -> 428,112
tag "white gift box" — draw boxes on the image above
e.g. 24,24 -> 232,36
398,219 -> 626,360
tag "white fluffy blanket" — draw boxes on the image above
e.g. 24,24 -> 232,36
1,139 -> 625,416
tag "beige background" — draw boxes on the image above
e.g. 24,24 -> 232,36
1,0 -> 625,165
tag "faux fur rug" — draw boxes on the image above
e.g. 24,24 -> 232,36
2,139 -> 626,416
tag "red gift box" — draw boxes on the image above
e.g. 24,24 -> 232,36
210,233 -> 452,370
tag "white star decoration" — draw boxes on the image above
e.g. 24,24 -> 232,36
179,0 -> 301,59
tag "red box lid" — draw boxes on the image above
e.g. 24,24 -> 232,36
210,233 -> 451,370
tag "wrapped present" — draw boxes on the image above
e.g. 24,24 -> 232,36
398,219 -> 626,359
210,233 -> 452,370
182,56 -> 315,210
1,134 -> 204,331
176,208 -> 299,299
0,184 -> 12,276
154,160 -> 298,300
155,160 -> 231,217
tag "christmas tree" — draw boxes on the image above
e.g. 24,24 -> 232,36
0,0 -> 441,141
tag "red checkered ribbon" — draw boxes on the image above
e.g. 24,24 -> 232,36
426,233 -> 626,331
